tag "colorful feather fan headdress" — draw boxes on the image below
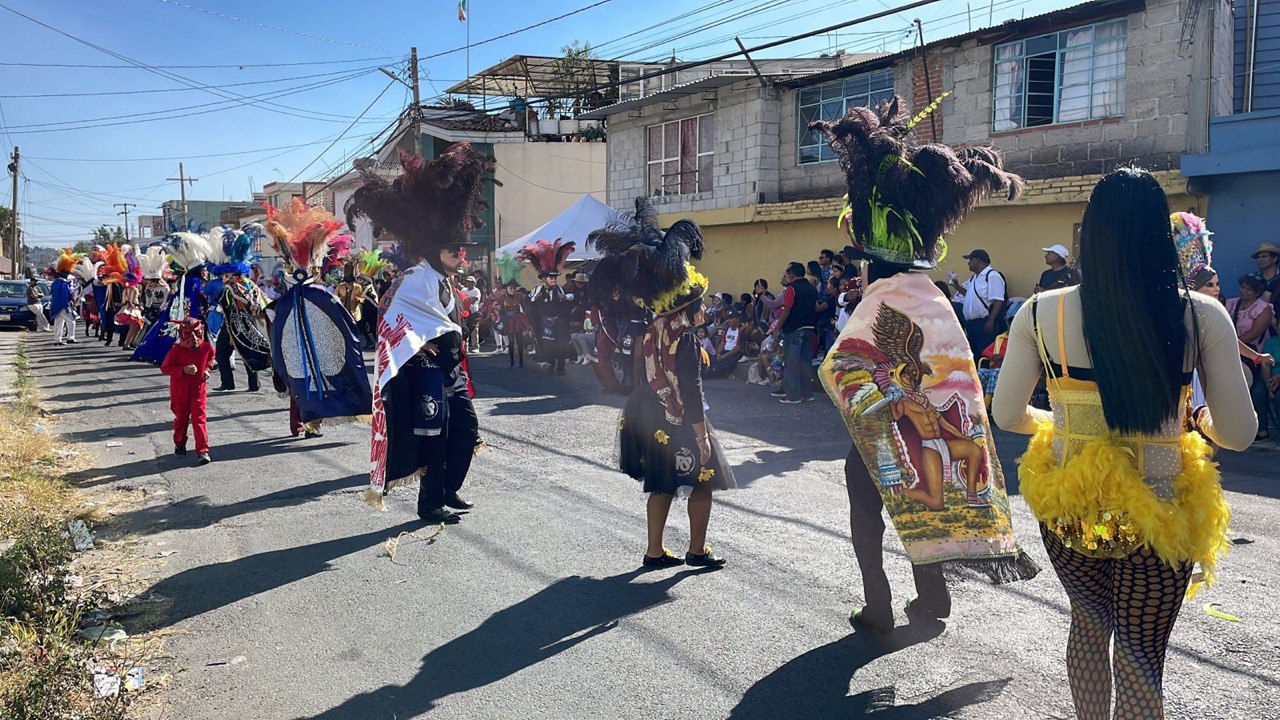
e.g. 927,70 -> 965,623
54,249 -> 83,275
1171,211 -> 1213,280
99,244 -> 130,285
262,197 -> 343,276
164,231 -> 212,273
812,94 -> 1024,268
210,223 -> 263,276
356,248 -> 391,279
516,238 -> 575,278
343,143 -> 497,259
70,258 -> 96,283
587,197 -> 708,316
135,245 -> 169,281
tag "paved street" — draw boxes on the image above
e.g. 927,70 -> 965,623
18,331 -> 1280,719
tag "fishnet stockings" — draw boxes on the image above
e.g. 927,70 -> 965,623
1042,527 -> 1192,720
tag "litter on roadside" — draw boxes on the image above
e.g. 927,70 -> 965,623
66,519 -> 94,551
78,626 -> 128,644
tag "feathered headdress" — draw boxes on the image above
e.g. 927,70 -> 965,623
99,244 -> 129,285
164,231 -> 212,272
495,251 -> 523,284
54,249 -> 83,275
135,245 -> 169,280
262,197 -> 343,276
812,94 -> 1024,268
70,258 -> 96,283
211,223 -> 262,276
356,248 -> 391,279
588,197 -> 707,316
1171,211 -> 1213,280
343,143 -> 496,258
516,238 -> 575,278
123,246 -> 143,287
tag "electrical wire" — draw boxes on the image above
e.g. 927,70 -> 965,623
156,0 -> 394,52
26,139 -> 355,163
0,56 -> 399,69
287,79 -> 398,183
418,0 -> 617,61
0,63 -> 390,99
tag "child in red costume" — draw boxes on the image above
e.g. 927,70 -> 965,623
161,318 -> 216,464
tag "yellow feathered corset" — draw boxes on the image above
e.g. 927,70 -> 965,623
1020,378 -> 1230,577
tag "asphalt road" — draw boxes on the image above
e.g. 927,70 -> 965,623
17,330 -> 1280,719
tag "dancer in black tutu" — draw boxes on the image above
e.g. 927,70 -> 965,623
590,199 -> 736,569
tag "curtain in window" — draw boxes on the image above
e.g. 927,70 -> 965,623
993,43 -> 1025,131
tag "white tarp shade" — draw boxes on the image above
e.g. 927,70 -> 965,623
495,194 -> 617,261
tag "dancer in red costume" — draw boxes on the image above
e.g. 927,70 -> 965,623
161,317 -> 216,465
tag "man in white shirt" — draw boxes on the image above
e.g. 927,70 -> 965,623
461,275 -> 482,353
947,249 -> 1006,359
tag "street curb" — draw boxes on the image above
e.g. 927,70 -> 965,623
0,331 -> 22,404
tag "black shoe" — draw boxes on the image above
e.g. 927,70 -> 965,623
212,386 -> 234,392
850,606 -> 894,634
197,453 -> 211,465
417,507 -> 461,525
769,388 -> 786,396
684,547 -> 726,568
443,493 -> 473,510
175,445 -> 187,456
904,597 -> 951,620
642,550 -> 684,568
304,430 -> 323,439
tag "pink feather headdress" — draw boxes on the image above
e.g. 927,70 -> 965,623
262,197 -> 344,276
516,238 -> 575,278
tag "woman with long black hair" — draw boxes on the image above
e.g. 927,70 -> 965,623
993,168 -> 1256,719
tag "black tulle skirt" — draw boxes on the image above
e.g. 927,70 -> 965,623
619,391 -> 736,496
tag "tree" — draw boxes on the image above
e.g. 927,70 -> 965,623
548,41 -> 600,118
89,225 -> 125,245
0,206 -> 17,257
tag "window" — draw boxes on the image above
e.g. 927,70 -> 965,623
796,68 -> 895,164
646,115 -> 714,197
993,18 -> 1127,132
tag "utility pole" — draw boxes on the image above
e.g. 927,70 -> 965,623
6,147 -> 16,279
114,203 -> 136,242
380,48 -> 423,157
166,162 -> 198,228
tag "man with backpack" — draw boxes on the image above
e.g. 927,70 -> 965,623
948,249 -> 1006,359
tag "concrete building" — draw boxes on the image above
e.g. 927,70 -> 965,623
1181,0 -> 1280,284
586,0 -> 1221,296
159,199 -> 250,232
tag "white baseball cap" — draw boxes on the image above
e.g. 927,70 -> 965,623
1042,244 -> 1070,259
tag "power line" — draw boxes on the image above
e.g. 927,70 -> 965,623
288,79 -> 398,183
418,0 -> 618,61
0,63 -> 389,99
156,0 -> 394,52
0,56 -> 399,69
25,139 -> 349,163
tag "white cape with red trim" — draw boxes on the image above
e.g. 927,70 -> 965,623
369,262 -> 462,500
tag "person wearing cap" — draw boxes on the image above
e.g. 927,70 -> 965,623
460,275 -> 482,353
1251,242 -> 1280,302
1034,244 -> 1080,293
948,248 -> 1007,359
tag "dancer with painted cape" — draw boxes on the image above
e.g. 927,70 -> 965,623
810,95 -> 1038,632
345,144 -> 493,524
262,197 -> 370,436
131,231 -> 212,365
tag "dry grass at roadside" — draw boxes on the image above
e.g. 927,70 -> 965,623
0,336 -> 166,719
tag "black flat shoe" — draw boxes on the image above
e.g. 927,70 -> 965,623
304,430 -> 323,439
684,547 -> 726,568
443,493 -> 473,510
850,606 -> 893,634
174,445 -> 187,456
212,386 -> 234,392
642,550 -> 684,568
904,597 -> 951,620
417,507 -> 461,525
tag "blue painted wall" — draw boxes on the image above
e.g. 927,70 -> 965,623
1235,0 -> 1280,112
1198,170 -> 1280,286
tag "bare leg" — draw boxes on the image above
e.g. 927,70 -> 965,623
645,493 -> 674,557
686,484 -> 713,554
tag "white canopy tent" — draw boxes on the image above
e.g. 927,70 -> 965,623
495,194 -> 618,261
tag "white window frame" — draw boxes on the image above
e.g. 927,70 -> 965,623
646,114 -> 714,197
992,18 -> 1128,132
796,68 -> 895,165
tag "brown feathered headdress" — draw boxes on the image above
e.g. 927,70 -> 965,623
516,238 -> 575,278
343,143 -> 496,259
261,197 -> 343,276
811,94 -> 1024,268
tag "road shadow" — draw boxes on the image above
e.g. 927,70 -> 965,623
59,408 -> 277,443
131,520 -> 419,631
730,622 -> 1009,719
67,437 -> 348,487
301,568 -> 705,719
730,444 -> 846,488
488,394 -> 600,416
111,473 -> 367,537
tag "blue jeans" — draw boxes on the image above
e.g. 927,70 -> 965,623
782,327 -> 815,400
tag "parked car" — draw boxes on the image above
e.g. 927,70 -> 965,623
0,280 -> 50,330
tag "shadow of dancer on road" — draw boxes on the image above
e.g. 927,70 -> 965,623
302,568 -> 706,719
730,621 -> 1010,719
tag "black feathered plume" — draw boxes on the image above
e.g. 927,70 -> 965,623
343,143 -> 498,258
587,197 -> 706,312
811,94 -> 1024,266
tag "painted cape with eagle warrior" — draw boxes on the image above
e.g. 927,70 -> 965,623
812,92 -> 1038,604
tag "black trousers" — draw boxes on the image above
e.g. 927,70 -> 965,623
102,311 -> 121,345
416,393 -> 479,513
963,317 -> 996,361
844,445 -> 950,621
215,329 -> 259,391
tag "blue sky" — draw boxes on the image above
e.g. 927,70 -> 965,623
1,0 -> 1072,248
